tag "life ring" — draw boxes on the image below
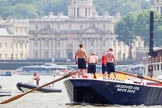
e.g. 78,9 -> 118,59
148,65 -> 153,72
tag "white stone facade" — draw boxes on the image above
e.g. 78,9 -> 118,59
0,0 -> 146,61
0,19 -> 29,60
28,0 -> 130,61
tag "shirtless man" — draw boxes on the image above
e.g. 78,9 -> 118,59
104,48 -> 117,78
87,52 -> 98,79
33,73 -> 40,85
75,44 -> 88,78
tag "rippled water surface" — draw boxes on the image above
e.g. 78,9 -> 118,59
0,74 -> 162,108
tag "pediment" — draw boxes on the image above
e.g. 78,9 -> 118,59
80,25 -> 102,34
37,25 -> 57,34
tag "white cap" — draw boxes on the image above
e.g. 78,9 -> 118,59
92,52 -> 96,55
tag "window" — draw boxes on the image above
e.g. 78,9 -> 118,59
44,40 -> 49,47
34,40 -> 38,47
69,24 -> 71,29
36,24 -> 38,29
103,40 -> 106,46
157,64 -> 159,70
154,64 -> 156,71
20,43 -> 23,48
85,8 -> 87,16
5,43 -> 8,48
44,49 -> 49,57
161,7 -> 162,15
56,51 -> 60,58
74,0 -> 76,4
34,50 -> 38,58
56,40 -> 61,47
91,40 -> 94,46
80,25 -> 82,29
77,8 -> 79,16
16,43 -> 18,48
5,53 -> 7,59
20,52 -> 23,59
103,25 -> 105,29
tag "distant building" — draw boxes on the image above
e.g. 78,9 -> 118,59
0,18 -> 29,60
28,0 -> 131,61
0,0 -> 146,61
152,0 -> 162,15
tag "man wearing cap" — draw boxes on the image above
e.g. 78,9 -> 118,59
87,52 -> 98,79
104,48 -> 117,78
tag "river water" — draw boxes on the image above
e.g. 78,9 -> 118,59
0,74 -> 162,108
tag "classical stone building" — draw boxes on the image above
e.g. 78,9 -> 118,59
0,0 -> 146,61
0,18 -> 29,60
28,0 -> 131,61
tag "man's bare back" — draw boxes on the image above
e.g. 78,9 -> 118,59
75,48 -> 87,58
74,44 -> 87,78
75,44 -> 87,61
105,49 -> 116,64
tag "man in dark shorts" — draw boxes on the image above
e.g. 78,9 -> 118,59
75,44 -> 87,78
87,52 -> 98,79
104,48 -> 117,78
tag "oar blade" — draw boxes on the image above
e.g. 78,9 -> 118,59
1,93 -> 25,104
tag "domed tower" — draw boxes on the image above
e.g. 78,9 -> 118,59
68,0 -> 96,18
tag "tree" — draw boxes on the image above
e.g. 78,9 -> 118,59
115,12 -> 137,45
115,10 -> 162,47
11,3 -> 38,18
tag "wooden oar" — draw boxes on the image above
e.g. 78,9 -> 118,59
116,71 -> 162,84
0,71 -> 78,104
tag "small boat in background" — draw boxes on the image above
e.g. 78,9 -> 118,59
0,85 -> 11,97
0,71 -> 12,76
16,82 -> 62,93
15,63 -> 71,75
0,91 -> 11,97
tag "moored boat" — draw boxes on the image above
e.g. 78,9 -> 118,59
16,82 -> 62,93
0,91 -> 11,97
16,63 -> 71,75
0,71 -> 12,76
0,85 -> 11,97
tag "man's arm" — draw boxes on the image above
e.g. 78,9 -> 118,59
96,56 -> 98,64
84,50 -> 88,62
104,54 -> 107,65
75,51 -> 78,63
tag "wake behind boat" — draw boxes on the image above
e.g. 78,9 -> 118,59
16,82 -> 62,93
